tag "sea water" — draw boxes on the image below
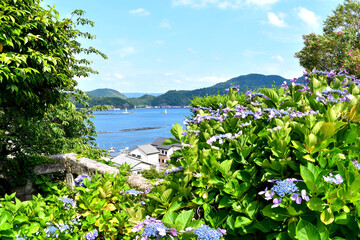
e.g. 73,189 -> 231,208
91,108 -> 191,152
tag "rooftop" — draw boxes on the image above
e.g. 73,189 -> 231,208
136,144 -> 159,155
151,137 -> 182,150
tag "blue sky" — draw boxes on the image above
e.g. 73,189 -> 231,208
43,0 -> 342,93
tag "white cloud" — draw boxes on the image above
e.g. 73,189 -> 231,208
295,7 -> 320,30
157,58 -> 163,63
187,48 -> 198,54
172,0 -> 242,9
271,55 -> 284,62
267,12 -> 286,27
174,79 -> 182,83
172,0 -> 195,6
114,73 -> 125,79
160,20 -> 171,29
172,0 -> 280,9
129,8 -> 150,16
246,0 -> 279,7
117,46 -> 136,58
155,40 -> 165,45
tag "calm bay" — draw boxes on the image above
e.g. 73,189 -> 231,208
91,108 -> 191,152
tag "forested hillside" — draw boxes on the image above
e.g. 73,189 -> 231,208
85,74 -> 289,107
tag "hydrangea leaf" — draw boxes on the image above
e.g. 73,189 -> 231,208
320,208 -> 334,225
296,218 -> 321,240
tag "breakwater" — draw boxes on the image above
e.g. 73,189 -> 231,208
93,112 -> 134,115
120,126 -> 166,132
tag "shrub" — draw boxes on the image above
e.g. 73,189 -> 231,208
140,167 -> 163,180
151,70 -> 360,239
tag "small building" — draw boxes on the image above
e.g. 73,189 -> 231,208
151,137 -> 182,166
128,144 -> 159,166
111,154 -> 154,174
111,144 -> 160,174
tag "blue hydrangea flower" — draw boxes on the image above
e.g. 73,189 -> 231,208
124,189 -> 144,196
259,178 -> 309,208
59,197 -> 76,210
193,225 -> 225,240
141,221 -> 167,238
132,216 -> 171,239
58,223 -> 73,233
85,229 -> 98,240
270,179 -> 299,197
71,217 -> 82,226
75,174 -> 91,187
44,225 -> 59,238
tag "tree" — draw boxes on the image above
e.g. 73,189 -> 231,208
0,0 -> 108,185
295,0 -> 360,75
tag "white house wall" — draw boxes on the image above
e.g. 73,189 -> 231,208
147,154 -> 159,166
167,146 -> 181,158
129,148 -> 147,160
129,148 -> 159,166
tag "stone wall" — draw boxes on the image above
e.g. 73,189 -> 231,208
8,153 -> 120,200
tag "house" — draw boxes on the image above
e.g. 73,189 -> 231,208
111,144 -> 160,174
112,153 -> 154,174
128,144 -> 159,166
111,138 -> 182,173
151,137 -> 182,166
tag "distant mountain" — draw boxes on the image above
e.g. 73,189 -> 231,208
86,88 -> 127,99
123,92 -> 163,98
81,74 -> 289,107
151,73 -> 288,106
127,94 -> 156,107
74,95 -> 134,108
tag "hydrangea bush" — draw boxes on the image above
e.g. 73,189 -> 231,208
148,70 -> 360,239
2,70 -> 360,239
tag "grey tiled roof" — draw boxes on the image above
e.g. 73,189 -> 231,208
111,154 -> 153,171
151,137 -> 182,150
137,144 -> 159,155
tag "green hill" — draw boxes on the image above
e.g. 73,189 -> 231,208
74,95 -> 134,108
81,74 -> 289,107
151,73 -> 288,106
86,88 -> 127,99
127,94 -> 156,107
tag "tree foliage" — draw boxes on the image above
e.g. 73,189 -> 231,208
296,0 -> 360,76
0,0 -> 108,184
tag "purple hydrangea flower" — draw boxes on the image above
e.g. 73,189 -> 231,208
75,174 -> 91,187
163,166 -> 185,175
258,178 -> 309,208
206,132 -> 242,146
323,173 -> 343,184
271,198 -> 282,208
352,160 -> 360,170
